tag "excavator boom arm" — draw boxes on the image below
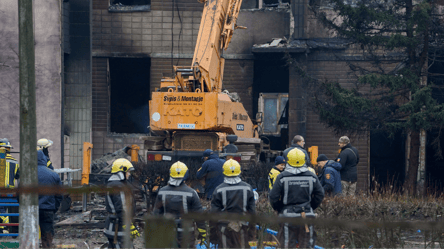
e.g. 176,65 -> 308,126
192,0 -> 244,93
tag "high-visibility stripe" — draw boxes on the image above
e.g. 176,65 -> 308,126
280,209 -> 315,217
243,189 -> 247,212
5,162 -> 9,188
47,160 -> 51,167
284,223 -> 289,248
120,192 -> 127,214
107,193 -> 116,214
221,226 -> 227,248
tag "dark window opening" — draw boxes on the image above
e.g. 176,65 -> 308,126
253,54 -> 289,151
109,58 -> 151,134
370,130 -> 405,192
109,0 -> 150,12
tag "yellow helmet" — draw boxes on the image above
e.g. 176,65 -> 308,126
111,158 -> 134,173
287,148 -> 306,167
37,138 -> 53,150
223,159 -> 241,177
170,161 -> 188,178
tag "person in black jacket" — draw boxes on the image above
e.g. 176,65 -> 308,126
336,136 -> 359,196
196,149 -> 225,200
153,161 -> 206,247
211,159 -> 256,248
269,148 -> 324,249
283,135 -> 311,167
104,158 -> 139,249
37,150 -> 62,248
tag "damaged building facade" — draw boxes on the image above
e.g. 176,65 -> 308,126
0,0 -> 401,191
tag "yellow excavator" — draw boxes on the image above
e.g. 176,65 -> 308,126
143,0 -> 263,164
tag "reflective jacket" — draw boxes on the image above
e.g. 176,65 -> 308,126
283,144 -> 311,166
153,183 -> 203,217
2,153 -> 20,188
318,160 -> 342,196
153,182 -> 205,232
211,179 -> 255,215
268,167 -> 282,190
269,166 -> 324,218
196,154 -> 225,199
37,150 -> 62,211
337,144 -> 359,182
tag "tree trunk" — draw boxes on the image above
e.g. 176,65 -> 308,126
405,130 -> 420,195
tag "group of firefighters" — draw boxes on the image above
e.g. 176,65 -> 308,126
0,134 -> 359,249
104,135 -> 360,249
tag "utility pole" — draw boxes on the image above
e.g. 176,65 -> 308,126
18,0 -> 39,247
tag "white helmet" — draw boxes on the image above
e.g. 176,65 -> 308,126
37,138 -> 53,150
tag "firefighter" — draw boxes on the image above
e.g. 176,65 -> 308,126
269,148 -> 324,249
268,156 -> 285,190
37,138 -> 54,170
283,135 -> 311,167
211,159 -> 256,248
196,149 -> 225,200
0,138 -> 19,235
104,158 -> 140,249
37,149 -> 63,248
152,161 -> 207,247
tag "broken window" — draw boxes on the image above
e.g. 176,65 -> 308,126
109,0 -> 150,12
253,54 -> 289,150
109,58 -> 151,134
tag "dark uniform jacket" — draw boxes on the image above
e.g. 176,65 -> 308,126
104,173 -> 135,240
4,153 -> 19,188
153,183 -> 203,217
37,150 -> 62,211
211,181 -> 255,215
337,144 -> 359,182
283,144 -> 311,167
196,154 -> 225,199
269,167 -> 324,217
318,160 -> 342,196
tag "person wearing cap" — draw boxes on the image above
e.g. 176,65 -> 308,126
104,158 -> 139,248
0,138 -> 20,235
336,136 -> 359,196
269,148 -> 324,249
37,149 -> 63,248
153,161 -> 207,247
316,154 -> 342,196
283,135 -> 312,167
196,149 -> 225,200
268,156 -> 286,190
211,159 -> 256,248
37,138 -> 54,170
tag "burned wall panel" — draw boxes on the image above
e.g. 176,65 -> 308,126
92,58 -> 108,160
223,60 -> 254,116
289,56 -> 371,191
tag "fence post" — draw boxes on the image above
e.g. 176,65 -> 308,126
18,0 -> 39,246
144,216 -> 176,248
